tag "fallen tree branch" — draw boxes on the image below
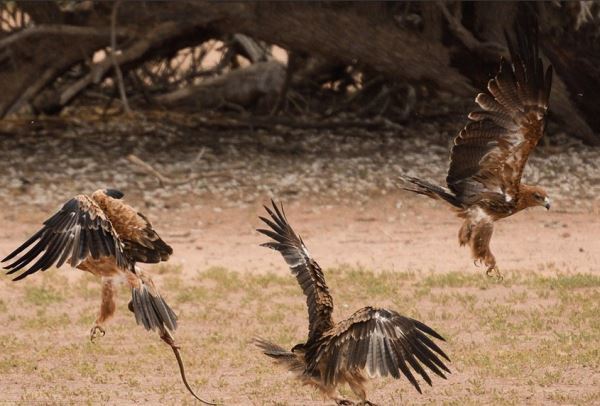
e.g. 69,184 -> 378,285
127,154 -> 198,186
438,2 -> 506,60
127,150 -> 239,187
6,66 -> 61,116
154,60 -> 285,109
58,21 -> 184,107
0,24 -> 128,49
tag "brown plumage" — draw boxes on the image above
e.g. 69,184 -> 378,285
2,188 -> 174,335
400,22 -> 553,278
256,201 -> 450,405
2,188 -> 214,404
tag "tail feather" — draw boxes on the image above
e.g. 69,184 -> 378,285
131,283 -> 177,332
398,174 -> 462,208
254,338 -> 305,373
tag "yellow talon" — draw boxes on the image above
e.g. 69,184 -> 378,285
90,325 -> 106,342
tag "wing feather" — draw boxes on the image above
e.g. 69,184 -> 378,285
447,21 -> 552,202
2,195 -> 129,281
92,191 -> 173,264
316,307 -> 449,393
257,200 -> 334,342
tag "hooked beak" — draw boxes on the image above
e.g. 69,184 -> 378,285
544,197 -> 551,210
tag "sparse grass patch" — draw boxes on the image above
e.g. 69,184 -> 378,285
528,273 -> 600,290
154,262 -> 184,275
419,271 -> 489,288
23,285 -> 65,306
3,265 -> 598,404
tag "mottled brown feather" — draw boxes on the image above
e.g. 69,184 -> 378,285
447,25 -> 552,203
256,202 -> 449,402
91,190 -> 173,263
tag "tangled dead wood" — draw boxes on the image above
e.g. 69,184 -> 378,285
0,1 -> 599,144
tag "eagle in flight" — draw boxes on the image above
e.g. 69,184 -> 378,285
2,189 -> 214,404
400,23 -> 553,278
256,201 -> 450,405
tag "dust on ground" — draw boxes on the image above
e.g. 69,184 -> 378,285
0,114 -> 598,405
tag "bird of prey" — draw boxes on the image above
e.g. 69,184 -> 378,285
399,23 -> 553,278
256,201 -> 450,405
2,188 -> 214,404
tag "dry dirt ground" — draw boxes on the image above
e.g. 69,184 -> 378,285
0,114 -> 598,405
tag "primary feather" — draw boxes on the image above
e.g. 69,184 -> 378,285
256,200 -> 449,403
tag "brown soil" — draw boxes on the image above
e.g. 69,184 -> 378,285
0,116 -> 598,405
2,194 -> 598,278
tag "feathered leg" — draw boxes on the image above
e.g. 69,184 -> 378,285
347,372 -> 375,405
469,219 -> 501,280
458,219 -> 472,247
90,277 -> 117,341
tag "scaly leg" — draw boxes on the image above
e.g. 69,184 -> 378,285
486,264 -> 503,281
90,278 -> 117,342
483,249 -> 502,281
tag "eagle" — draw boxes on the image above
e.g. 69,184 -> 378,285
399,23 -> 553,278
256,201 -> 450,405
2,188 -> 214,404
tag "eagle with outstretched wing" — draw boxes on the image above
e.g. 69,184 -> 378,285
2,188 -> 214,404
400,22 -> 553,278
256,201 -> 450,405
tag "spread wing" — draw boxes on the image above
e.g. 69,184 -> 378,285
316,307 -> 450,393
446,23 -> 552,204
257,200 -> 334,341
96,193 -> 173,263
2,195 -> 129,281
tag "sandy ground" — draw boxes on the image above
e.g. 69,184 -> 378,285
0,118 -> 598,405
1,193 -> 598,277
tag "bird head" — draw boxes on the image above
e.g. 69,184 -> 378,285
291,343 -> 307,354
523,186 -> 550,210
104,188 -> 124,199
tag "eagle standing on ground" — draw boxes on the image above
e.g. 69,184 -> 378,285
399,23 -> 553,278
256,201 -> 450,405
2,188 -> 214,404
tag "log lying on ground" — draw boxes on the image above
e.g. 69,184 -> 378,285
155,61 -> 285,110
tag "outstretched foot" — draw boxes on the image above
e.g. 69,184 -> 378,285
485,266 -> 503,281
336,400 -> 355,406
90,325 -> 106,342
358,401 -> 377,406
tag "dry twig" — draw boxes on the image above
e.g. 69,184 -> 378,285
127,154 -> 198,186
110,0 -> 132,115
